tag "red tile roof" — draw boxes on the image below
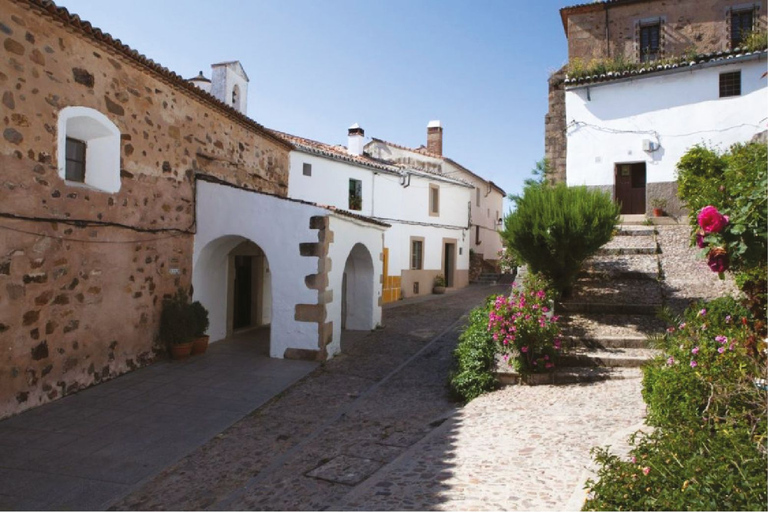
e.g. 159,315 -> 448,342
21,0 -> 291,150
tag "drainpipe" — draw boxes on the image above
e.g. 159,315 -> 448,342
400,172 -> 411,188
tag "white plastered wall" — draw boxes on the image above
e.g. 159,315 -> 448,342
193,180 -> 326,358
565,57 -> 768,187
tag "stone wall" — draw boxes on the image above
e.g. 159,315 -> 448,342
0,0 -> 291,419
566,0 -> 767,63
544,67 -> 567,184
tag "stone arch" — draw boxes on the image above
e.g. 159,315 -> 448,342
192,235 -> 271,349
341,243 -> 374,331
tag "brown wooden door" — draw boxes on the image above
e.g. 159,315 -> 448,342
444,243 -> 455,288
615,163 -> 646,214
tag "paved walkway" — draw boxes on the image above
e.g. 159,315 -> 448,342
0,329 -> 317,510
103,284 -> 647,511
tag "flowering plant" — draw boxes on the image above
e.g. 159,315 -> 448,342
496,247 -> 517,275
487,273 -> 562,374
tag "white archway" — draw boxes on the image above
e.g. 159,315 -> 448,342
192,235 -> 271,347
342,243 -> 375,331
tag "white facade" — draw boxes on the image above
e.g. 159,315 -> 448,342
287,147 -> 473,300
193,180 -> 384,360
365,140 -> 506,261
210,61 -> 249,114
566,56 -> 768,189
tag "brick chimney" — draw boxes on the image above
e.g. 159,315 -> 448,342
347,123 -> 365,156
427,120 -> 443,156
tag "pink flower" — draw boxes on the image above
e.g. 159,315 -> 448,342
725,315 -> 732,324
718,347 -> 725,354
666,356 -> 675,366
642,467 -> 651,476
679,322 -> 686,329
691,346 -> 699,355
697,205 -> 729,233
667,327 -> 676,333
698,309 -> 707,317
696,231 -> 706,248
707,247 -> 729,273
715,335 -> 728,344
521,346 -> 529,353
545,362 -> 554,369
690,360 -> 698,368
630,456 -> 637,464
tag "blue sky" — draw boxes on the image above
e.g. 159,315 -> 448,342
62,0 -> 576,210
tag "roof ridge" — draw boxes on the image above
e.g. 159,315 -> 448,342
21,0 -> 290,150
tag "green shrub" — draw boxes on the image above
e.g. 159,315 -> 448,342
585,297 -> 767,511
676,141 -> 767,323
190,300 -> 210,337
502,183 -> 620,297
159,288 -> 195,346
449,295 -> 500,403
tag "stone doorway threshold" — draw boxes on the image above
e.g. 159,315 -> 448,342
0,335 -> 318,510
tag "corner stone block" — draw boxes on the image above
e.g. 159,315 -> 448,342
317,289 -> 333,305
309,216 -> 329,230
318,322 -> 333,348
283,348 -> 322,361
295,304 -> 327,324
299,243 -> 320,257
304,272 -> 329,291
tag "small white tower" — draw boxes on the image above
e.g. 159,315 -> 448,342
210,61 -> 249,114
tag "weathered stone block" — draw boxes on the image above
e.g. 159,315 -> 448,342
295,304 -> 326,324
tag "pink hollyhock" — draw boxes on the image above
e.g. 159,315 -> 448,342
697,205 -> 729,233
707,247 -> 729,273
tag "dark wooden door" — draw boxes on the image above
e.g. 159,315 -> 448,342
615,163 -> 646,214
233,255 -> 252,330
444,243 -> 455,288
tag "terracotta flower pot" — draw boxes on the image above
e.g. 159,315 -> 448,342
433,286 -> 446,294
652,208 -> 663,217
191,335 -> 210,355
171,341 -> 193,360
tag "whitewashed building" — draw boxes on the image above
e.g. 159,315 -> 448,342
564,49 -> 768,216
277,125 -> 475,303
188,64 -> 388,361
365,122 -> 506,264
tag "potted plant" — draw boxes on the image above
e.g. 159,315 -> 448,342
650,198 -> 667,217
190,300 -> 210,355
433,274 -> 446,294
160,288 -> 195,360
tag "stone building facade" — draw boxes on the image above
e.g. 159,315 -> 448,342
0,0 -> 385,419
545,0 -> 767,184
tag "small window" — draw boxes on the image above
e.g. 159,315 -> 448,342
303,163 -> 312,176
639,22 -> 661,62
429,184 -> 440,216
475,225 -> 481,245
731,9 -> 754,47
475,187 -> 480,207
57,106 -> 121,193
720,71 -> 741,97
410,239 -> 423,270
349,178 -> 362,210
65,137 -> 86,183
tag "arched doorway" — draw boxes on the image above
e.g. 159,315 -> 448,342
341,243 -> 374,331
192,236 -> 271,353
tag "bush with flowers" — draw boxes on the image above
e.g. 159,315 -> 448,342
676,142 -> 767,327
489,272 -> 563,375
584,297 -> 767,511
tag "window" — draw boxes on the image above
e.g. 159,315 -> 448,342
57,106 -> 121,193
303,163 -> 312,176
429,184 -> 440,216
639,22 -> 661,62
410,239 -> 423,270
348,178 -> 362,210
720,71 -> 741,97
475,225 -> 481,245
731,8 -> 754,47
475,187 -> 480,207
65,138 -> 86,183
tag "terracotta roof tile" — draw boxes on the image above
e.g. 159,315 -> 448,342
564,48 -> 768,87
20,0 -> 291,150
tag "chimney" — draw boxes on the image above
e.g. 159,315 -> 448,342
427,120 -> 443,156
348,123 -> 365,156
188,71 -> 212,94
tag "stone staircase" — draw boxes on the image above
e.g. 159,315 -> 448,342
497,225 -> 665,385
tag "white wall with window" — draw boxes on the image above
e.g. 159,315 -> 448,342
565,55 -> 768,189
57,106 -> 121,193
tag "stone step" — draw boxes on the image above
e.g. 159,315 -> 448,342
598,246 -> 657,256
559,347 -> 660,368
556,302 -> 659,315
581,254 -> 660,280
496,366 -> 643,386
560,313 -> 665,342
559,278 -> 662,315
563,335 -> 649,349
617,226 -> 655,237
599,235 -> 658,255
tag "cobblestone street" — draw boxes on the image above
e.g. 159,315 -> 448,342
111,283 -> 647,511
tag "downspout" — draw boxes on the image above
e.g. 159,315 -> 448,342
400,172 -> 411,188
